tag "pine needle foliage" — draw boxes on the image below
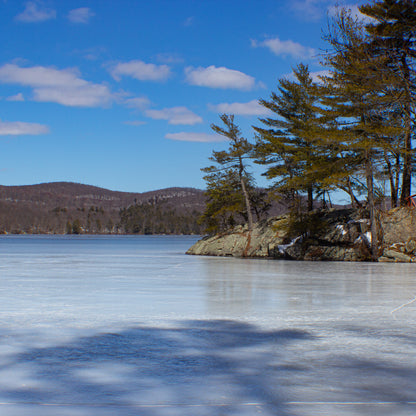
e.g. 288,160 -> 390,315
254,63 -> 330,212
200,114 -> 268,234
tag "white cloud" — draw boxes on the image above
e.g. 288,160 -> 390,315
0,120 -> 49,136
165,132 -> 224,143
15,1 -> 56,22
109,60 -> 171,82
123,96 -> 151,110
68,7 -> 95,24
209,100 -> 272,116
185,66 -> 256,90
146,107 -> 202,125
6,93 -> 25,101
33,84 -> 111,107
252,37 -> 316,59
0,63 -> 113,107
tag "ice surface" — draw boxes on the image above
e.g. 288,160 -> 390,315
0,235 -> 415,415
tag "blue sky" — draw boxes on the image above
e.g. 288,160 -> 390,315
0,0 -> 367,192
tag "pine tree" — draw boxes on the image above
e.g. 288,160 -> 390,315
320,6 -> 404,257
359,0 -> 416,206
200,114 -> 257,233
254,64 -> 327,212
199,169 -> 246,233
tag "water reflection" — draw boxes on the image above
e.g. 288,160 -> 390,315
199,257 -> 416,319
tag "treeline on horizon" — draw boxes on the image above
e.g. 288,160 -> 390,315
199,0 -> 416,259
0,199 -> 205,235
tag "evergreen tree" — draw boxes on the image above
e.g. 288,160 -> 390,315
320,6 -> 404,257
254,64 -> 327,212
201,114 -> 256,232
359,0 -> 416,205
199,169 -> 246,233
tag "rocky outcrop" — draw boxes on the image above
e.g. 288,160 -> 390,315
186,216 -> 289,258
378,240 -> 416,263
187,207 -> 416,262
376,208 -> 416,262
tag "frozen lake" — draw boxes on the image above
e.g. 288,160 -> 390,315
0,235 -> 415,416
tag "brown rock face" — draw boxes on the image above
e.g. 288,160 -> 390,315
187,207 -> 416,262
379,207 -> 416,247
186,217 -> 289,258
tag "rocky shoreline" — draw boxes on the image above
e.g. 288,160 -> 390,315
187,207 -> 416,262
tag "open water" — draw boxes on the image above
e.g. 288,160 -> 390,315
0,235 -> 415,415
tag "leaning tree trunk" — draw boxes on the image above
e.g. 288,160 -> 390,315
238,157 -> 253,231
240,174 -> 253,231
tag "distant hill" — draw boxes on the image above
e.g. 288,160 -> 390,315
0,182 -> 206,235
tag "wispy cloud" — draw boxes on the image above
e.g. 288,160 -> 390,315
252,37 -> 316,59
0,120 -> 49,136
289,0 -> 370,22
109,60 -> 171,82
185,66 -> 256,90
15,1 -> 56,22
123,96 -> 151,110
209,99 -> 272,117
68,7 -> 95,24
328,4 -> 375,24
165,132 -> 224,143
156,53 -> 183,64
6,93 -> 25,102
289,0 -> 334,21
0,63 -> 113,107
184,16 -> 195,27
146,107 -> 202,125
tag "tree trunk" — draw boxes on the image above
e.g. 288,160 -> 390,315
307,185 -> 313,211
365,151 -> 378,260
339,181 -> 362,208
240,175 -> 253,231
238,156 -> 253,231
400,125 -> 412,206
394,153 -> 401,208
384,151 -> 397,208
399,55 -> 412,206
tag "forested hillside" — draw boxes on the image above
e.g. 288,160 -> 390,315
0,182 -> 206,235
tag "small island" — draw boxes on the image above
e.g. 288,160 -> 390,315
189,3 -> 416,263
187,207 -> 416,263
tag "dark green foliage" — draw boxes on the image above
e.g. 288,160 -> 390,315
71,219 -> 82,234
285,210 -> 330,241
119,200 -> 203,235
200,169 -> 246,234
254,64 -> 328,212
200,114 -> 270,234
317,2 -> 416,256
359,0 -> 416,205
